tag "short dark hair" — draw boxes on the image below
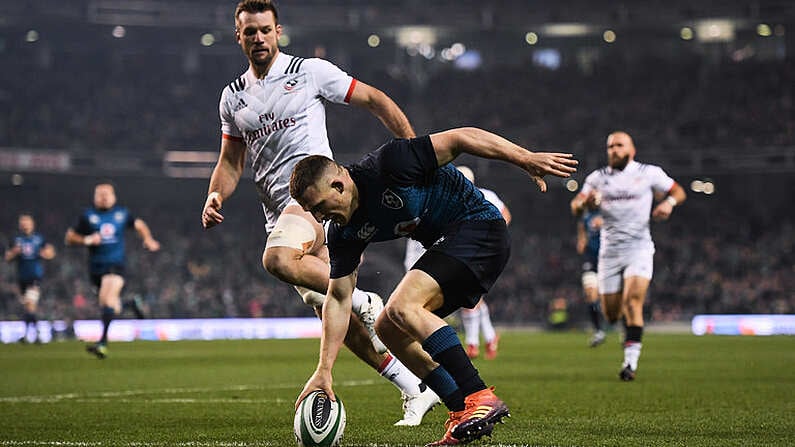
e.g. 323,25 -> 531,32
95,179 -> 116,190
290,155 -> 337,202
235,0 -> 279,23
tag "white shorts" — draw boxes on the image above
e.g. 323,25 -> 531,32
597,249 -> 654,295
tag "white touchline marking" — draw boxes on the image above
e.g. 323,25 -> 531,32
0,379 -> 379,404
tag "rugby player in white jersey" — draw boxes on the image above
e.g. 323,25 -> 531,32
570,131 -> 686,380
403,166 -> 511,360
200,0 -> 439,425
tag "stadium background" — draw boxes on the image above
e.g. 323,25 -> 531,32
1,0 -> 793,330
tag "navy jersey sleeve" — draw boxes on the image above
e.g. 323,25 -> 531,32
74,213 -> 93,235
379,135 -> 438,186
125,209 -> 137,229
327,225 -> 369,279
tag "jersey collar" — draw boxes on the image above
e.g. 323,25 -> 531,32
245,51 -> 293,82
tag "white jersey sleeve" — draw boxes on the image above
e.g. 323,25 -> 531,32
580,170 -> 599,197
479,188 -> 505,211
304,58 -> 356,105
647,165 -> 676,194
219,87 -> 243,139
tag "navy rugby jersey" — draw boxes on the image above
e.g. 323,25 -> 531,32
12,233 -> 47,282
74,206 -> 135,270
328,135 -> 502,278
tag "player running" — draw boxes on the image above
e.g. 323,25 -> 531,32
574,206 -> 606,347
65,182 -> 160,358
570,131 -> 686,380
4,213 -> 56,343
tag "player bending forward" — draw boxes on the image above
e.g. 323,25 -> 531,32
293,127 -> 577,445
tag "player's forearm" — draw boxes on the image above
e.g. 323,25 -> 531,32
64,229 -> 87,246
668,184 -> 687,206
317,279 -> 354,372
434,127 -> 531,167
207,160 -> 242,200
134,219 -> 154,241
570,196 -> 586,216
367,91 -> 415,139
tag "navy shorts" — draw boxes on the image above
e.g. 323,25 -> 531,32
90,264 -> 126,288
412,219 -> 510,318
581,251 -> 598,274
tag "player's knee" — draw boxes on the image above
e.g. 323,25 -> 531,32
23,288 -> 40,305
383,302 -> 409,328
374,312 -> 396,339
262,248 -> 299,282
624,299 -> 641,316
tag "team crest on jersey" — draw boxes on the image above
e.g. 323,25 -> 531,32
394,217 -> 420,236
356,222 -> 377,241
100,223 -> 116,238
22,243 -> 34,256
284,78 -> 299,91
381,189 -> 404,210
114,211 -> 125,222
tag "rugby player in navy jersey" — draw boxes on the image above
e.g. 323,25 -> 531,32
574,207 -> 606,347
65,182 -> 160,358
5,213 -> 55,343
292,127 -> 577,446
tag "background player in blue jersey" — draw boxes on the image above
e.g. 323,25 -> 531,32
574,206 -> 606,347
65,182 -> 160,358
291,127 -> 577,446
4,213 -> 56,343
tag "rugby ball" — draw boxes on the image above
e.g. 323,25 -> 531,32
294,390 -> 346,447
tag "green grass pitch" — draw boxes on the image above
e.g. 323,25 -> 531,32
1,332 -> 793,446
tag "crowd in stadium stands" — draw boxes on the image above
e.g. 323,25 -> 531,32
1,48 -> 793,155
1,41 -> 793,329
1,173 -> 792,329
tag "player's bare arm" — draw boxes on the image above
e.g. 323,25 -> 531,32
652,182 -> 687,221
429,127 -> 578,192
4,245 -> 21,262
347,81 -> 415,139
65,228 -> 100,246
576,221 -> 587,254
203,137 -> 247,229
134,219 -> 161,252
296,271 -> 357,407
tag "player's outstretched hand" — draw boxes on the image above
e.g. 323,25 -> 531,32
296,369 -> 335,409
202,192 -> 224,229
524,152 -> 578,192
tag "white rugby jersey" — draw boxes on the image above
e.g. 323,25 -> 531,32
219,52 -> 356,229
403,187 -> 506,270
580,160 -> 675,254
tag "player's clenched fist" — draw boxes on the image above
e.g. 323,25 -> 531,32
202,192 -> 224,229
